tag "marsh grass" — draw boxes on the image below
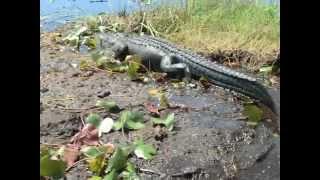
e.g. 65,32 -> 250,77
145,0 -> 279,55
70,0 -> 279,69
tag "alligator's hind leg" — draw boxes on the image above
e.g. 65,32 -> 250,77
160,55 -> 191,81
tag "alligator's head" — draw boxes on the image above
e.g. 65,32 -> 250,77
98,32 -> 128,60
98,32 -> 119,48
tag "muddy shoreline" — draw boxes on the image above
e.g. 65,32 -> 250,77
40,26 -> 280,179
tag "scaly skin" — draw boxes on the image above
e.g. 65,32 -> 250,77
99,33 -> 277,114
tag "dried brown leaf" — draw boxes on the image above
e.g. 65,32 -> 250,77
63,144 -> 80,168
70,124 -> 100,146
144,102 -> 160,116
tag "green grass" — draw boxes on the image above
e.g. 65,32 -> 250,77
144,0 -> 279,55
67,0 -> 279,68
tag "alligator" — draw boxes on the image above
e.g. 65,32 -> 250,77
98,32 -> 278,115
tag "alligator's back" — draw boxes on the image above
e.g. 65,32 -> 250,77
133,35 -> 278,114
99,33 -> 279,116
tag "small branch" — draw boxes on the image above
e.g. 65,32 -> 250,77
65,158 -> 90,172
40,142 -> 61,147
139,168 -> 163,176
88,65 -> 114,74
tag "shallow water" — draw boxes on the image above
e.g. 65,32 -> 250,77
40,0 -> 279,31
40,0 -> 183,31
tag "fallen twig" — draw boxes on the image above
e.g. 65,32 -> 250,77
65,158 -> 90,172
40,142 -> 61,147
88,65 -> 114,74
139,168 -> 163,176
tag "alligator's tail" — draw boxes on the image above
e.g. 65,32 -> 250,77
205,70 -> 278,115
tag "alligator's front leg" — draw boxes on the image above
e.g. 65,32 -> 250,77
111,42 -> 129,61
160,55 -> 191,81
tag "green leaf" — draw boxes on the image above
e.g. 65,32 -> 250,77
104,62 -> 128,72
199,75 -> 211,88
172,81 -> 186,89
40,155 -> 66,178
259,65 -> 273,73
91,50 -> 105,62
79,60 -> 91,71
86,113 -> 102,127
83,37 -> 97,49
120,144 -> 136,157
113,120 -> 125,131
63,26 -> 88,47
243,104 -> 263,125
125,120 -> 145,130
96,57 -> 108,68
199,76 -> 209,81
125,161 -> 136,173
109,64 -> 128,72
81,146 -> 105,158
90,50 -> 109,68
133,139 -> 156,160
151,118 -> 163,124
159,93 -> 169,108
96,100 -> 119,112
113,111 -> 145,131
40,146 -> 50,158
89,176 -> 103,180
103,169 -> 119,180
126,55 -> 142,80
87,154 -> 106,175
105,147 -> 128,173
121,161 -> 140,179
152,113 -> 175,131
121,171 -> 140,180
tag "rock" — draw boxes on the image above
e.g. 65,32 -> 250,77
97,90 -> 111,98
40,88 -> 49,93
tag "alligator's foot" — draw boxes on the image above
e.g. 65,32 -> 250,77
181,77 -> 191,84
160,55 -> 188,72
184,66 -> 191,82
